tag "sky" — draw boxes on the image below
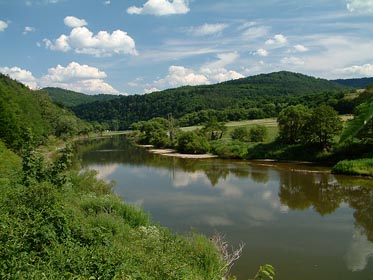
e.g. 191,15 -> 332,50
1,0 -> 373,95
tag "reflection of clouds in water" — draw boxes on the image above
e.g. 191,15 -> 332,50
262,190 -> 289,213
215,179 -> 243,198
89,164 -> 118,180
198,215 -> 233,226
345,228 -> 373,272
172,170 -> 209,188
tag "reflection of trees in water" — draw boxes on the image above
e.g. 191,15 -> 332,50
250,166 -> 270,184
279,171 -> 373,242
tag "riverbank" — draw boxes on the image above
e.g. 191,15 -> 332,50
0,139 -> 228,279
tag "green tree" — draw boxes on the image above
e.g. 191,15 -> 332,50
249,125 -> 268,142
230,127 -> 250,142
277,105 -> 311,144
177,131 -> 210,154
304,105 -> 343,150
202,117 -> 227,140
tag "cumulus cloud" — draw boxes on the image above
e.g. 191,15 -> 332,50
0,20 -> 8,32
44,18 -> 137,57
265,34 -> 288,47
23,26 -> 36,35
339,63 -> 373,77
294,44 -> 308,52
64,16 -> 87,28
346,0 -> 373,14
186,23 -> 228,36
0,66 -> 38,89
127,0 -> 190,16
39,62 -> 119,94
155,65 -> 209,88
255,48 -> 269,57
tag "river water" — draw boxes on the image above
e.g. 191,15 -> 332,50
78,136 -> 373,280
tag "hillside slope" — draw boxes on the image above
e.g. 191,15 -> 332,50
0,74 -> 86,149
72,71 -> 348,129
333,77 -> 373,89
42,87 -> 119,107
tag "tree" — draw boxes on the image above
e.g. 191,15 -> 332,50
230,127 -> 250,142
304,105 -> 343,150
202,117 -> 227,140
249,125 -> 267,142
277,105 -> 311,144
177,131 -> 210,154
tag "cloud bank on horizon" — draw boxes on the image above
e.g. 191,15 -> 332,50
1,0 -> 373,95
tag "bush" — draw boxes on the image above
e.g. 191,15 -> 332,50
177,131 -> 210,154
332,158 -> 373,176
249,125 -> 268,142
230,127 -> 250,142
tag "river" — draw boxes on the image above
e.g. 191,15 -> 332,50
77,136 -> 373,280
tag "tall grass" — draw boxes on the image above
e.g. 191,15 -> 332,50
332,158 -> 373,177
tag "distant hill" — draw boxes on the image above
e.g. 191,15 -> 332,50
332,77 -> 373,89
72,71 -> 349,129
41,87 -> 120,107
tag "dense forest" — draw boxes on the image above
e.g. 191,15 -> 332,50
333,77 -> 373,88
0,74 -> 90,150
41,87 -> 119,107
70,71 -> 351,129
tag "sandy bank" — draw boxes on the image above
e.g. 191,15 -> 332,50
147,148 -> 218,159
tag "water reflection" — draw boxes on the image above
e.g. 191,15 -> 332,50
78,137 -> 373,278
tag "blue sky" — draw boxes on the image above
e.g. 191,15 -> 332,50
1,0 -> 373,95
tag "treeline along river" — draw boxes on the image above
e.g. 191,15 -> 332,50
77,136 -> 373,280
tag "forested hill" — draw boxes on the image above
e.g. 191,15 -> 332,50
0,74 -> 86,150
72,71 -> 349,129
332,77 -> 373,89
41,87 -> 120,107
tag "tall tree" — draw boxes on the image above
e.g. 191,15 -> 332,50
277,105 -> 311,144
304,105 -> 343,150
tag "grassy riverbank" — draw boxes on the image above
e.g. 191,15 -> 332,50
0,140 -> 227,279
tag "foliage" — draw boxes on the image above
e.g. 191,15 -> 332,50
340,102 -> 373,143
277,105 -> 311,144
250,264 -> 276,280
0,74 -> 87,149
177,131 -> 210,154
230,127 -> 250,142
0,142 -> 227,279
303,105 -> 343,150
72,71 -> 349,129
249,125 -> 268,142
202,117 -> 227,140
131,117 -> 171,148
332,158 -> 373,176
333,77 -> 373,89
41,87 -> 119,107
211,141 -> 249,159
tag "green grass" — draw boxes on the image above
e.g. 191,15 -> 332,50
0,144 -> 227,279
332,158 -> 373,177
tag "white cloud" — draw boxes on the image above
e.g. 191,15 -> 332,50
23,26 -> 36,35
64,16 -> 87,28
201,68 -> 244,83
0,20 -> 8,32
294,44 -> 308,52
41,62 -> 107,82
281,56 -> 304,65
265,34 -> 288,47
346,0 -> 373,14
155,65 -> 209,88
127,0 -> 190,16
39,62 -> 120,94
339,63 -> 373,77
103,0 -> 111,5
44,23 -> 137,57
186,23 -> 228,36
0,66 -> 38,89
255,48 -> 269,57
203,52 -> 240,69
241,26 -> 269,40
